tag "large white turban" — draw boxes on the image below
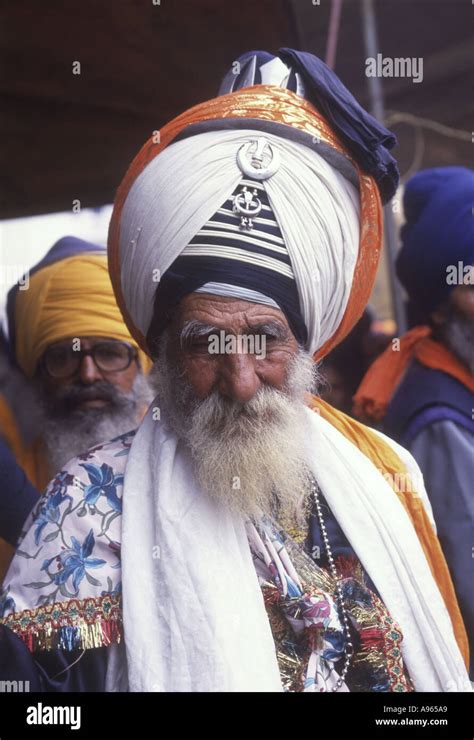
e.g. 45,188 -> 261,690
118,128 -> 360,355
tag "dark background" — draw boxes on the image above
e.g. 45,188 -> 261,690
1,0 -> 472,219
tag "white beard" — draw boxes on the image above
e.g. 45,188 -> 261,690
40,372 -> 154,472
441,310 -> 474,375
153,340 -> 320,524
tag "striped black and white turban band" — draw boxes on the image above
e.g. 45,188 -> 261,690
148,177 -> 307,343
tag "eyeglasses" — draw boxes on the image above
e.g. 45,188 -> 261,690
41,341 -> 137,378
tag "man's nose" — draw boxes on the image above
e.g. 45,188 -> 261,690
77,354 -> 104,384
217,352 -> 260,403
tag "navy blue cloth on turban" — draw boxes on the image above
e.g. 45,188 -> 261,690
219,48 -> 399,204
397,167 -> 474,324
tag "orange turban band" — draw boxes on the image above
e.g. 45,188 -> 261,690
108,85 -> 383,362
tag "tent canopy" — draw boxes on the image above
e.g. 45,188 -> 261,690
1,0 -> 472,219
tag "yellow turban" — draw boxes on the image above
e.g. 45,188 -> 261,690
13,253 -> 152,377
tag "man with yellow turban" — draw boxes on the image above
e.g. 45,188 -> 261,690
0,50 -> 470,693
0,236 -> 153,578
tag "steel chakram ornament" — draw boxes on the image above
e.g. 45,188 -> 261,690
232,137 -> 281,231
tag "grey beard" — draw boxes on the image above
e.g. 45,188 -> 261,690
39,372 -> 154,472
439,310 -> 474,375
153,335 -> 321,524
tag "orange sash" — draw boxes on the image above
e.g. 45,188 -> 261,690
353,326 -> 474,422
307,394 -> 469,669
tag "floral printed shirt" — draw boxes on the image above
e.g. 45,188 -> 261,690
0,430 -> 412,691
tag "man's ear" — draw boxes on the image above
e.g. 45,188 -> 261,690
429,297 -> 450,330
430,308 -> 444,329
33,361 -> 45,385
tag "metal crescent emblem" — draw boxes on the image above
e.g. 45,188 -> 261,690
237,138 -> 280,180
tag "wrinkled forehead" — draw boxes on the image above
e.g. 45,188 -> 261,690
171,292 -> 292,334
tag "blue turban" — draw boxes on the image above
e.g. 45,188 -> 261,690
397,167 -> 474,324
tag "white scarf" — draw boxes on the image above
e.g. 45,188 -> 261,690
107,401 -> 471,692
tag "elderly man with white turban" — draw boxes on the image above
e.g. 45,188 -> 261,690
0,49 -> 470,693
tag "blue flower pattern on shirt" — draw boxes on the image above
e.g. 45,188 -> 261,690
0,431 -> 135,616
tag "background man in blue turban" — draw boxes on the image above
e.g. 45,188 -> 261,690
355,166 -> 474,676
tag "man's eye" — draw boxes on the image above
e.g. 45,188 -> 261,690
189,340 -> 211,350
97,345 -> 123,359
50,347 -> 70,361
